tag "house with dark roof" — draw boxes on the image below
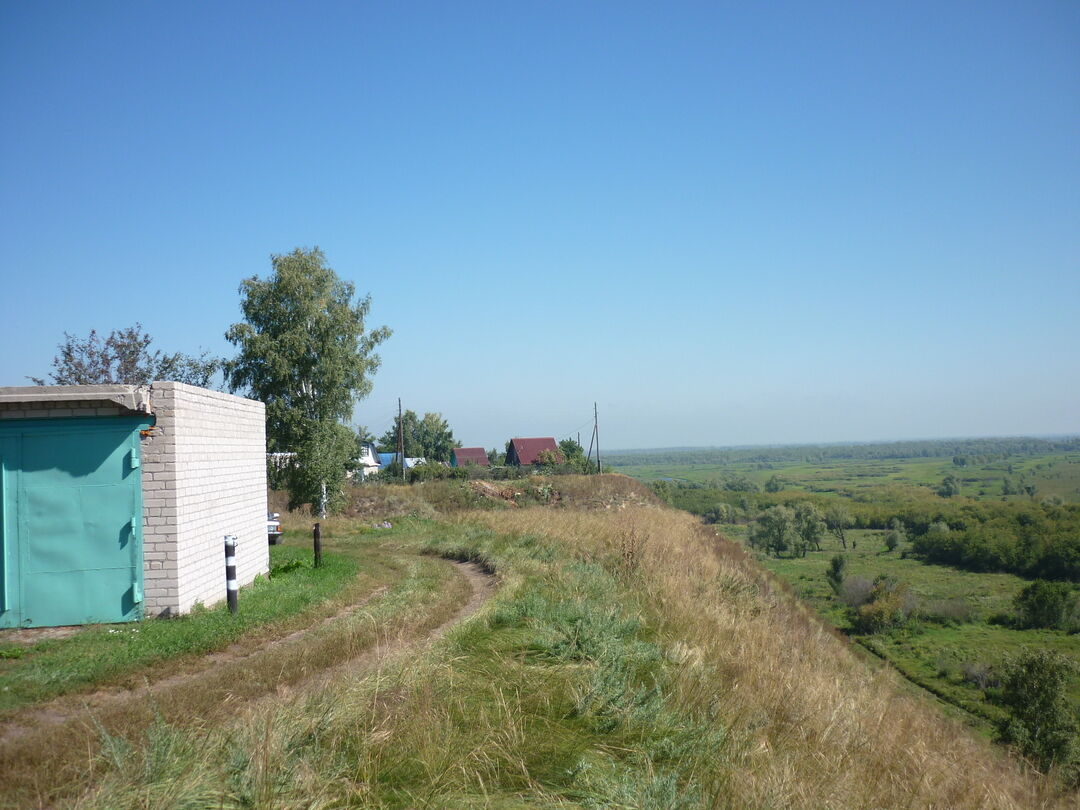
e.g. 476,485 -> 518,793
505,437 -> 563,466
451,447 -> 490,467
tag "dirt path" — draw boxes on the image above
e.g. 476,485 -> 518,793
0,559 -> 496,753
273,560 -> 496,700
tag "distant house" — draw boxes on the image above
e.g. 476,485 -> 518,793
451,447 -> 490,467
356,441 -> 381,478
378,452 -> 426,470
506,437 -> 563,466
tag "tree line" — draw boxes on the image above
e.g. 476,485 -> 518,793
659,480 -> 1080,581
606,437 -> 1080,468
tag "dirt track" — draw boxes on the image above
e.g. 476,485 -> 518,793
0,558 -> 496,799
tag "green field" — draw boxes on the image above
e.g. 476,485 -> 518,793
613,452 -> 1080,504
614,439 -> 1080,729
724,524 -> 1080,726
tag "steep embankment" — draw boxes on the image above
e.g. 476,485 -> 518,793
35,475 -> 1068,808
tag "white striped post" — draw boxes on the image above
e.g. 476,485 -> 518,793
224,535 -> 238,615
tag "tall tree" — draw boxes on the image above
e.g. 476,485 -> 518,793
31,324 -> 219,387
559,437 -> 589,472
825,505 -> 852,549
752,506 -> 795,556
377,409 -> 459,462
226,247 -> 390,513
794,502 -> 825,552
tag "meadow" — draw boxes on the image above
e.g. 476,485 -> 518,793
612,439 -> 1080,734
609,445 -> 1080,504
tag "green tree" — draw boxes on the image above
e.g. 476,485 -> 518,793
703,503 -> 733,525
794,502 -> 825,552
31,324 -> 219,387
1014,580 -> 1077,630
752,506 -> 794,556
650,480 -> 674,504
226,247 -> 390,514
996,648 -> 1079,777
764,475 -> 784,493
559,438 -> 589,472
378,410 -> 459,462
825,505 -> 852,549
825,554 -> 847,595
938,474 -> 962,498
884,518 -> 906,553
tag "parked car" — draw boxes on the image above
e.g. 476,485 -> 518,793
267,512 -> 283,544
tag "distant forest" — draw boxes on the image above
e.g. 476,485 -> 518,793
604,437 -> 1080,467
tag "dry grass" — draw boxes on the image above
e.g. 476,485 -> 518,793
462,504 -> 1066,808
28,476 -> 1075,808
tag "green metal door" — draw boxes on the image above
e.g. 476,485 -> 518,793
0,417 -> 149,628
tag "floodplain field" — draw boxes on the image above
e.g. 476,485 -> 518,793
610,438 -> 1080,732
611,450 -> 1080,503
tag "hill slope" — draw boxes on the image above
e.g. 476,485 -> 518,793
27,475 -> 1068,807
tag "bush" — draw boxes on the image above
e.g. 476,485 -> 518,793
839,576 -> 874,608
825,554 -> 846,595
921,597 -> 974,625
850,577 -> 916,634
1014,580 -> 1077,630
996,648 -> 1079,778
960,660 -> 999,690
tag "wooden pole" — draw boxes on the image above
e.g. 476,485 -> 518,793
397,397 -> 406,483
313,522 -> 323,568
594,402 -> 602,474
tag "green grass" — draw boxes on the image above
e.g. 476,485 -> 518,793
618,451 -> 1080,503
13,500 -> 1066,808
0,545 -> 359,714
73,519 -> 729,809
739,527 -> 1080,725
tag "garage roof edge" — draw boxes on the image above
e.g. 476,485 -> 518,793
0,385 -> 152,414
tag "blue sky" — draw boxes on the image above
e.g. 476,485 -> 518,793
1,1 -> 1077,450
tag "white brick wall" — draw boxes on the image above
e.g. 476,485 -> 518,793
141,382 -> 268,616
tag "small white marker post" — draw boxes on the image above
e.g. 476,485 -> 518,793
224,535 -> 238,615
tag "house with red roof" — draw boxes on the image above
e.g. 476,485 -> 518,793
506,437 -> 563,466
451,447 -> 490,467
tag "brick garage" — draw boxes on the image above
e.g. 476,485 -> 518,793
0,383 -> 269,627
139,382 -> 269,617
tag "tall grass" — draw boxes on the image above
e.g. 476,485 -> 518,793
35,480 -> 1072,807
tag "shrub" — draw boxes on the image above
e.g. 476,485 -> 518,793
996,648 -> 1080,778
850,578 -> 916,634
1014,580 -> 1077,630
921,597 -> 974,625
839,576 -> 874,608
960,660 -> 998,690
825,554 -> 846,595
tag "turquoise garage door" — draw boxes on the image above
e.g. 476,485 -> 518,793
0,417 -> 150,628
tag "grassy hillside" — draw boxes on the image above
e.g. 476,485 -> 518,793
3,475 -> 1070,807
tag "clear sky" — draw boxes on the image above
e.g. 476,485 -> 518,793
1,1 -> 1077,450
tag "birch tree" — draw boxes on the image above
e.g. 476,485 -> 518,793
226,247 -> 390,513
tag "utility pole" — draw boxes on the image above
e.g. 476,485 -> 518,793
397,398 -> 405,484
594,401 -> 602,474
